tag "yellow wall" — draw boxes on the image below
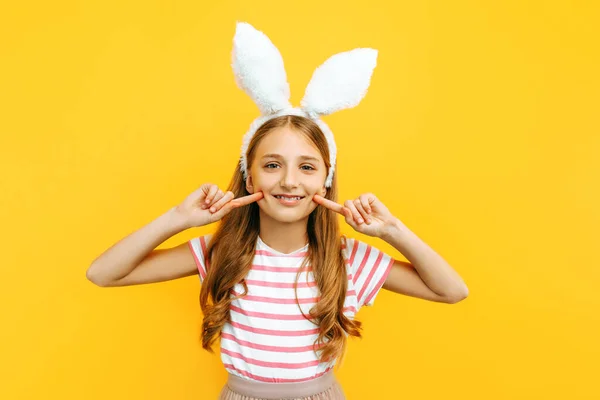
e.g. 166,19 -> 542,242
1,1 -> 598,399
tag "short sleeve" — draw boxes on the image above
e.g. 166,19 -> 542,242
343,236 -> 395,308
187,234 -> 213,283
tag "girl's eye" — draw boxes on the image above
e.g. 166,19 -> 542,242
264,163 -> 315,171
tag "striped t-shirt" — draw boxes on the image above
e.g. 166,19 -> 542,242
187,234 -> 395,383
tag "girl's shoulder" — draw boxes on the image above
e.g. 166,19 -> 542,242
189,233 -> 214,248
340,234 -> 361,259
340,234 -> 396,308
187,233 -> 215,281
342,234 -> 394,257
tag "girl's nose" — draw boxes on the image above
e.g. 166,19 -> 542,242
281,168 -> 299,188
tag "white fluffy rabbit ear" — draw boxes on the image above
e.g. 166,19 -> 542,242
231,22 -> 292,115
300,48 -> 378,117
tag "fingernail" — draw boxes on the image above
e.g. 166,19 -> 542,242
358,218 -> 364,224
205,199 -> 210,204
210,207 -> 216,212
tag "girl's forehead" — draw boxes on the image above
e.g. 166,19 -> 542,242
256,127 -> 323,160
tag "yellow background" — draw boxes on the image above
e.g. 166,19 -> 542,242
1,1 -> 598,399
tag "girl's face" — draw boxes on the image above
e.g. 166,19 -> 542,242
246,126 -> 328,223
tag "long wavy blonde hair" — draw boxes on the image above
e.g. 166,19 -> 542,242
199,115 -> 364,367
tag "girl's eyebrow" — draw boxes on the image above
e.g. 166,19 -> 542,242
260,153 -> 320,162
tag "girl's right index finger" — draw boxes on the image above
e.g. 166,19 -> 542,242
232,191 -> 264,207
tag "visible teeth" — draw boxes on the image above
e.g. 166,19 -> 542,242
275,195 -> 302,200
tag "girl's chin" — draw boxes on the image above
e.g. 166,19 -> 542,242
258,205 -> 315,221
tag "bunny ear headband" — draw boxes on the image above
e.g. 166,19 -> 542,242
232,21 -> 378,188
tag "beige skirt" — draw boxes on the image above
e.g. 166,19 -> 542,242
218,370 -> 346,400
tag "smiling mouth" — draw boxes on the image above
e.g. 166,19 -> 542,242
273,195 -> 305,200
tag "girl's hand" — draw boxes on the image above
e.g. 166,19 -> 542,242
175,183 -> 264,228
313,193 -> 397,238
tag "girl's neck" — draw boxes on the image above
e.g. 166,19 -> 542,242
258,211 -> 309,254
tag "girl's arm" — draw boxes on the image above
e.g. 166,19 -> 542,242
86,207 -> 197,287
381,218 -> 469,303
85,184 -> 263,287
312,193 -> 468,303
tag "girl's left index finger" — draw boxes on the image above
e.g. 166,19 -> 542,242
312,194 -> 345,215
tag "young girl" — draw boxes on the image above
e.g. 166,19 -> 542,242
86,22 -> 468,400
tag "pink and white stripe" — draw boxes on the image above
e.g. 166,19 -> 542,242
187,234 -> 394,382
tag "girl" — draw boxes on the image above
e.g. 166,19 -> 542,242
86,23 -> 468,400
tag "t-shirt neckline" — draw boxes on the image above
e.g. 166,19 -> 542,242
257,235 -> 309,255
